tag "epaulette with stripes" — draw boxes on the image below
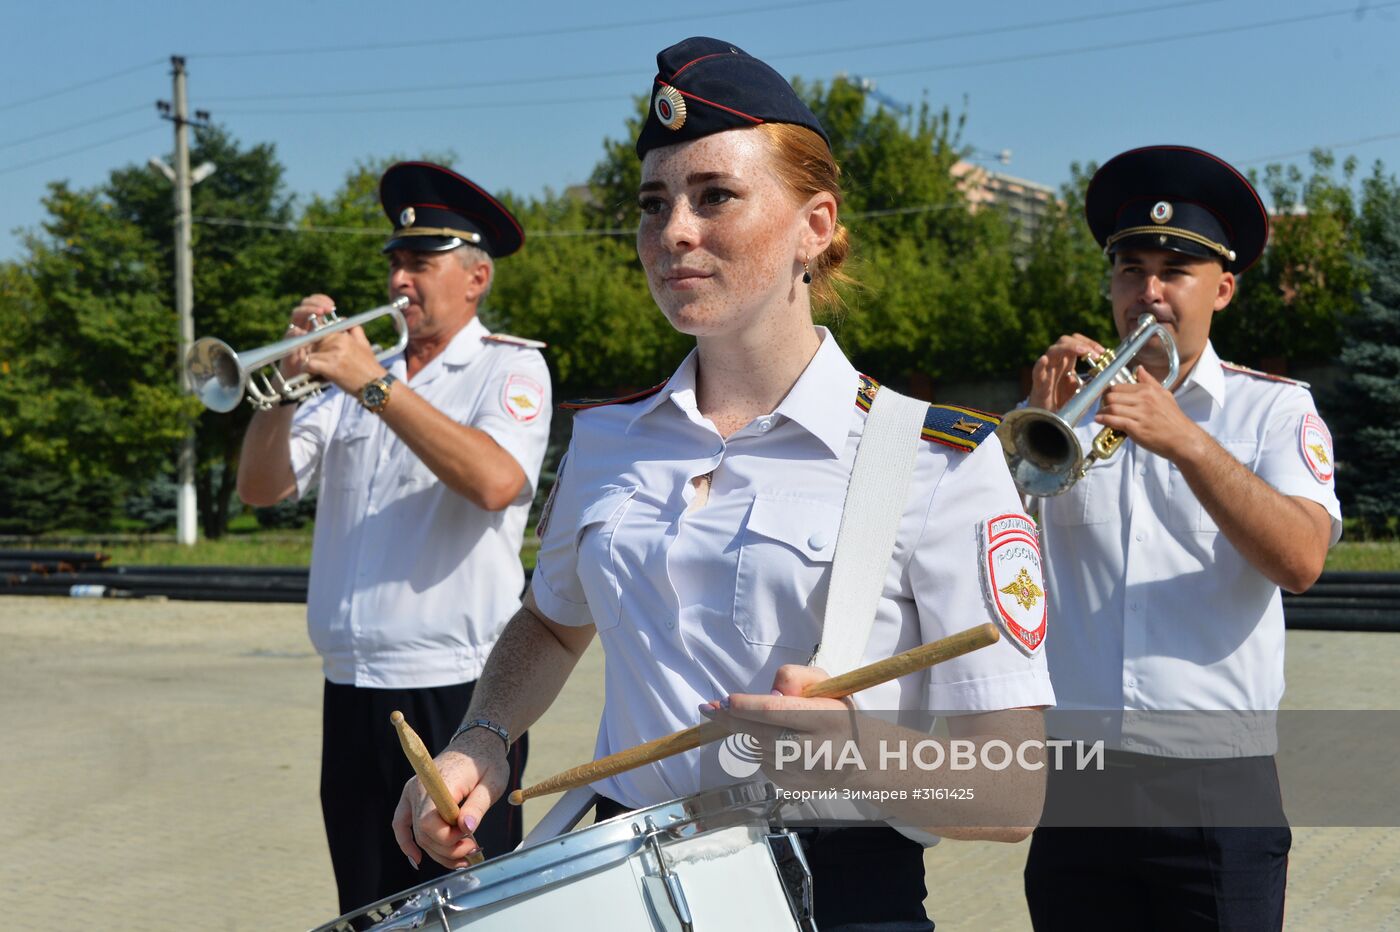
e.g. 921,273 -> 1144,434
560,380 -> 669,411
855,374 -> 1001,453
482,333 -> 547,350
1220,361 -> 1310,389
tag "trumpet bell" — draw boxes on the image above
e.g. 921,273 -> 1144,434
997,407 -> 1084,498
186,337 -> 246,413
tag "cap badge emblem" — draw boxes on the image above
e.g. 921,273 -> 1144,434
655,85 -> 687,131
1150,201 -> 1173,224
400,206 -> 416,227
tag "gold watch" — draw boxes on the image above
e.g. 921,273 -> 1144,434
358,373 -> 397,413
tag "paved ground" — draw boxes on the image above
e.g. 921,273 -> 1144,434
1,595 -> 1396,930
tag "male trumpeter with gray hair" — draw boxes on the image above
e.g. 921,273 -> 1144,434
237,161 -> 551,915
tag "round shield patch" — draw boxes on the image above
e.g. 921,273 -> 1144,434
1150,201 -> 1173,224
980,514 -> 1046,657
400,206 -> 416,227
655,85 -> 687,131
1300,413 -> 1334,483
502,374 -> 544,424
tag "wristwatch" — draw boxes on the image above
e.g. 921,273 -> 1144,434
358,372 -> 397,413
452,718 -> 512,751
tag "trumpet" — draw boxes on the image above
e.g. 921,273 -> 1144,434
997,313 -> 1179,497
185,297 -> 409,412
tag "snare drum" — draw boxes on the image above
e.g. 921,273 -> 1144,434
312,781 -> 813,931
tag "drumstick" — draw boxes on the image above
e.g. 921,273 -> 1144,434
509,622 -> 1000,805
391,711 -> 485,866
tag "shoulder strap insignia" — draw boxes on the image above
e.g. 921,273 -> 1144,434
482,333 -> 548,350
561,379 -> 668,411
853,374 -> 1000,452
1220,361 -> 1309,388
922,403 -> 1000,451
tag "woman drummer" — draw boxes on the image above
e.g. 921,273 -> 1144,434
395,36 -> 1054,930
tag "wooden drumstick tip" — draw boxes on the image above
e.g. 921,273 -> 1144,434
508,789 -> 524,806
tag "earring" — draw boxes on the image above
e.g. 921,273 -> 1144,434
801,258 -> 812,285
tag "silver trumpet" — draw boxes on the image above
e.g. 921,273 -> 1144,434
997,313 -> 1179,497
185,296 -> 409,412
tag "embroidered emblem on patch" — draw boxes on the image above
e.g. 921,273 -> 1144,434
1150,201 -> 1173,224
400,206 -> 416,227
502,374 -> 544,423
980,514 -> 1046,657
1300,413 -> 1333,483
655,85 -> 687,130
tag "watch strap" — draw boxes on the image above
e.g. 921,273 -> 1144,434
452,718 -> 511,751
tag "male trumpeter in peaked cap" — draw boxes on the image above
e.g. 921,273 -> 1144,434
238,161 -> 550,916
1020,146 -> 1341,931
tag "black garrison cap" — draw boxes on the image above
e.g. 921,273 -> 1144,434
1085,145 -> 1269,274
379,161 -> 524,258
635,36 -> 829,159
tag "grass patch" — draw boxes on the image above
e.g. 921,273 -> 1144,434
105,531 -> 314,567
1325,540 -> 1400,572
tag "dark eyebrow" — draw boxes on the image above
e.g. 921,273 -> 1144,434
638,180 -> 666,194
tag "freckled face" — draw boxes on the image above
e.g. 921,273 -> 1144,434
636,130 -> 806,337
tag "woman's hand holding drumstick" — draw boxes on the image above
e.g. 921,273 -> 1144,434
390,711 -> 486,868
509,622 -> 1000,804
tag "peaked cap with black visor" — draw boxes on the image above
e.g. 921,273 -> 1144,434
379,161 -> 524,258
1086,145 -> 1269,275
636,37 -> 829,159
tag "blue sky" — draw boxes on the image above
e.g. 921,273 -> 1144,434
3,0 -> 1397,262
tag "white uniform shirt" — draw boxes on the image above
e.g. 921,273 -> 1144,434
532,330 -> 1054,807
1038,341 -> 1341,756
290,316 -> 551,688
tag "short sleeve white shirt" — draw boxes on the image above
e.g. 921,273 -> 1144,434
531,329 -> 1054,807
290,316 -> 551,688
1037,341 -> 1341,756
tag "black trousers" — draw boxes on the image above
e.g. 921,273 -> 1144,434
596,797 -> 934,932
1024,752 -> 1291,931
321,680 -> 528,917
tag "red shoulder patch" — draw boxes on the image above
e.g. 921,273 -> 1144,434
560,380 -> 668,411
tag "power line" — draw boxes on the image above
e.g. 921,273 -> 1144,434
191,200 -> 974,238
0,125 -> 160,177
0,104 -> 151,154
189,0 -> 846,60
0,59 -> 165,115
1238,131 -> 1400,166
863,0 -> 1400,79
202,0 -> 1220,106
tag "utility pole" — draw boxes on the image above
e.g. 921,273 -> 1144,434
153,56 -> 213,546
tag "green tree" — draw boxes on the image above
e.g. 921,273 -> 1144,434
1215,151 -> 1363,369
1328,164 -> 1400,535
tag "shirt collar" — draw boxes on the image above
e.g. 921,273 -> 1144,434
1176,339 -> 1225,409
401,315 -> 487,384
626,327 -> 857,458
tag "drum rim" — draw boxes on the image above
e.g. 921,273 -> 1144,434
310,780 -> 777,931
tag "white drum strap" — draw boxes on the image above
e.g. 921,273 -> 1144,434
811,385 -> 928,675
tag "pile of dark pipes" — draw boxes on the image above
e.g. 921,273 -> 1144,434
2,549 -> 1396,630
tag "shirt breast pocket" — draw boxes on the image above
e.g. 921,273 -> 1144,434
326,417 -> 376,490
1040,444 -> 1123,527
1167,439 -> 1257,533
575,485 -> 638,631
732,495 -> 842,651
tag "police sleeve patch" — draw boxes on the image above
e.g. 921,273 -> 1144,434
1300,413 -> 1334,484
502,373 -> 545,423
979,513 -> 1047,657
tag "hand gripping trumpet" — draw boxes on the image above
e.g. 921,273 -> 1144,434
997,313 -> 1179,497
184,296 -> 409,412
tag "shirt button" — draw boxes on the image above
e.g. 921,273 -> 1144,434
758,418 -> 772,432
1126,677 -> 1137,688
808,532 -> 829,551
1138,466 -> 1147,476
1135,532 -> 1145,542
